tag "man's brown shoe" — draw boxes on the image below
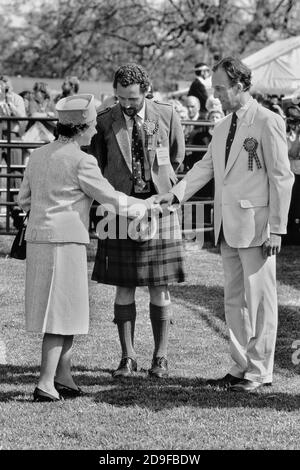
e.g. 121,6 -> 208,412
149,357 -> 168,378
206,373 -> 242,388
112,357 -> 137,378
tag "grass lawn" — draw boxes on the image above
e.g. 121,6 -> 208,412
0,236 -> 299,450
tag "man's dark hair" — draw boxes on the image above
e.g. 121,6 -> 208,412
212,57 -> 252,91
113,63 -> 150,93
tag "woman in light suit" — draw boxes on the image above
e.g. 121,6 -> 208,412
18,94 -> 154,402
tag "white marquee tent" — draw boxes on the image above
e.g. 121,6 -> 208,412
243,36 -> 300,95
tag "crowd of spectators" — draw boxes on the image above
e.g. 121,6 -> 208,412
1,69 -> 299,169
0,75 -> 81,147
0,67 -> 300,239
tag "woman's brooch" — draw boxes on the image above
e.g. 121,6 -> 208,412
243,137 -> 262,170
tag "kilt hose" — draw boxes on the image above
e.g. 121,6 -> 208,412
92,210 -> 186,287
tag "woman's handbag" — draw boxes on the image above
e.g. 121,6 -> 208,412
10,212 -> 29,260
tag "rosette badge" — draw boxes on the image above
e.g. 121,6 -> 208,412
243,137 -> 262,171
143,119 -> 159,150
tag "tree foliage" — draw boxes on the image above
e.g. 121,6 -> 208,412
0,0 -> 299,90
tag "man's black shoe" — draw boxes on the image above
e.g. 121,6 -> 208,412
112,357 -> 137,378
206,373 -> 242,388
149,357 -> 168,378
231,379 -> 273,391
230,379 -> 264,392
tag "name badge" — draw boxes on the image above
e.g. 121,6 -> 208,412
156,146 -> 169,166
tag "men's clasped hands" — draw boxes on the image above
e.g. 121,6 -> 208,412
148,193 -> 177,217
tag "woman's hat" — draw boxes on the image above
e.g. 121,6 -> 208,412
56,94 -> 97,125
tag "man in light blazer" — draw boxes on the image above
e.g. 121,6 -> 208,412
90,63 -> 185,379
155,57 -> 294,392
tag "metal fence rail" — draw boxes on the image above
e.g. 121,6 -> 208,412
0,116 -> 214,238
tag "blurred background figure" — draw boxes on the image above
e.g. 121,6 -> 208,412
285,101 -> 300,244
19,90 -> 32,115
28,82 -> 56,119
26,81 -> 56,135
55,75 -> 80,102
145,84 -> 164,102
0,75 -> 26,138
168,98 -> 188,120
206,96 -> 224,135
21,82 -> 56,168
183,95 -> 223,224
96,94 -> 118,113
146,84 -> 154,99
251,91 -> 265,106
186,95 -> 201,121
184,95 -> 201,141
206,95 -> 223,115
188,62 -> 211,118
184,96 -> 209,172
268,94 -> 286,119
0,75 -> 26,224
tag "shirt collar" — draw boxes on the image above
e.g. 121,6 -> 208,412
235,96 -> 253,120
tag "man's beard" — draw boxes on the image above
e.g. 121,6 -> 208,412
121,100 -> 144,117
121,106 -> 137,117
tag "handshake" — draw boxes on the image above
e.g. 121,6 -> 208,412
149,192 -> 178,213
128,192 -> 179,242
146,192 -> 179,217
127,192 -> 178,220
125,193 -> 179,242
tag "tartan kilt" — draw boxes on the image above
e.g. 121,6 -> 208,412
91,211 -> 185,287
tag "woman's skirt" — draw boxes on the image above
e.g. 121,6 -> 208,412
25,242 -> 89,335
92,211 -> 186,287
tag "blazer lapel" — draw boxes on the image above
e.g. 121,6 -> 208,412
224,100 -> 259,176
112,104 -> 132,172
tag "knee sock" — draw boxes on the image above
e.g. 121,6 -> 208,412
114,303 -> 136,359
149,303 -> 172,359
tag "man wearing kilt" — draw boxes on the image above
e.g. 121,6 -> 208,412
90,63 -> 185,378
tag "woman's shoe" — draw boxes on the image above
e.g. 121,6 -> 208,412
33,387 -> 62,402
54,381 -> 85,398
